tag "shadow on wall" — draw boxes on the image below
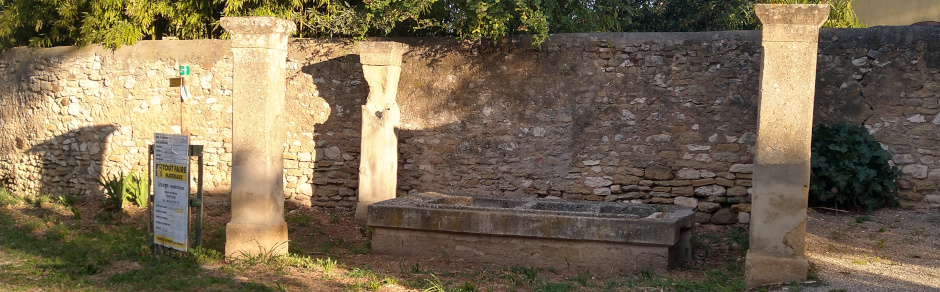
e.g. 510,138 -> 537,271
26,124 -> 116,200
299,54 -> 368,209
287,35 -> 762,205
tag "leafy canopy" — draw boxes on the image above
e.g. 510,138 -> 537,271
0,0 -> 865,51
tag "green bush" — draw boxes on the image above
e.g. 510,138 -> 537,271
810,123 -> 900,211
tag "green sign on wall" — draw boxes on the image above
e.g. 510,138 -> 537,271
180,66 -> 190,76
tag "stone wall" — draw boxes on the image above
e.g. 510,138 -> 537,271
1,26 -> 938,224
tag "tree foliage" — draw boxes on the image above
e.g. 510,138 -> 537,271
724,0 -> 866,31
0,0 -> 865,51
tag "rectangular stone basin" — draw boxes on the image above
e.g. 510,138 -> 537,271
367,192 -> 694,273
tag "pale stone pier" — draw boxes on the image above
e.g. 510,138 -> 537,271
355,42 -> 410,223
221,17 -> 295,257
746,4 -> 829,289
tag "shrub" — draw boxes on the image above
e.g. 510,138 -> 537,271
96,170 -> 149,212
809,123 -> 899,211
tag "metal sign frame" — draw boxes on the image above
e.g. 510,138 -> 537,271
147,138 -> 205,254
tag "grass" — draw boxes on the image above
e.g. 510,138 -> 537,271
855,215 -> 871,224
875,238 -> 887,249
830,231 -> 844,240
0,187 -> 21,207
0,185 -> 755,292
0,192 -> 281,291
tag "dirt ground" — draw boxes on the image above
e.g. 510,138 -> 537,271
200,193 -> 940,291
7,192 -> 938,291
800,208 -> 940,292
197,193 -> 751,291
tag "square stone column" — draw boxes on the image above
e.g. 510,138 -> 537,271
746,4 -> 829,289
355,42 -> 410,223
220,17 -> 295,258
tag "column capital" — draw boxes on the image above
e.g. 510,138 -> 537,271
221,17 -> 296,49
756,4 -> 830,43
357,41 -> 410,67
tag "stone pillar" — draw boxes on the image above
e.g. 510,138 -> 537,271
746,4 -> 828,289
221,17 -> 295,258
355,42 -> 410,223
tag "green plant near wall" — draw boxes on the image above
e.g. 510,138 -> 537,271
96,171 -> 149,212
809,123 -> 900,212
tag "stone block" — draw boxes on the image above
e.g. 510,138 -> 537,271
729,164 -> 754,173
672,186 -> 694,196
368,194 -> 694,273
692,178 -> 715,186
710,208 -> 736,224
693,212 -> 712,224
644,165 -> 674,180
694,185 -> 726,197
731,203 -> 752,213
898,190 -> 923,202
738,212 -> 751,224
585,176 -> 613,187
696,202 -> 721,213
613,174 -> 642,185
727,186 -> 748,197
715,178 -> 735,187
674,196 -> 698,208
925,194 -> 940,208
902,164 -> 929,179
676,168 -> 702,179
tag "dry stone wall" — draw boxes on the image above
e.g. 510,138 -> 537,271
1,27 -> 939,224
0,41 -> 236,201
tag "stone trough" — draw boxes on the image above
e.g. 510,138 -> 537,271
367,193 -> 694,273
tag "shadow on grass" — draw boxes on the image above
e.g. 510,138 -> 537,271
0,206 -> 286,291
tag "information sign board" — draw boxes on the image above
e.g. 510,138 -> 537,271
153,133 -> 190,251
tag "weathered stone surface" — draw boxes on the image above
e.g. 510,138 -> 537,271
674,196 -> 698,208
731,203 -> 751,213
727,186 -> 748,197
738,212 -> 751,224
356,41 -> 410,223
585,177 -> 614,188
613,174 -> 642,185
729,164 -> 754,173
710,208 -> 736,224
676,168 -> 702,179
696,202 -> 721,213
672,186 -> 694,196
694,185 -> 726,197
223,16 -> 295,258
925,195 -> 940,208
727,196 -> 748,204
693,212 -> 712,223
897,178 -> 914,190
898,190 -> 923,201
370,193 -> 694,273
902,164 -> 929,179
747,4 -> 827,289
644,165 -> 674,180
715,178 -> 735,187
692,178 -> 715,186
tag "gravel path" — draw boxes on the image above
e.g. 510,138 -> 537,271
792,208 -> 940,292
